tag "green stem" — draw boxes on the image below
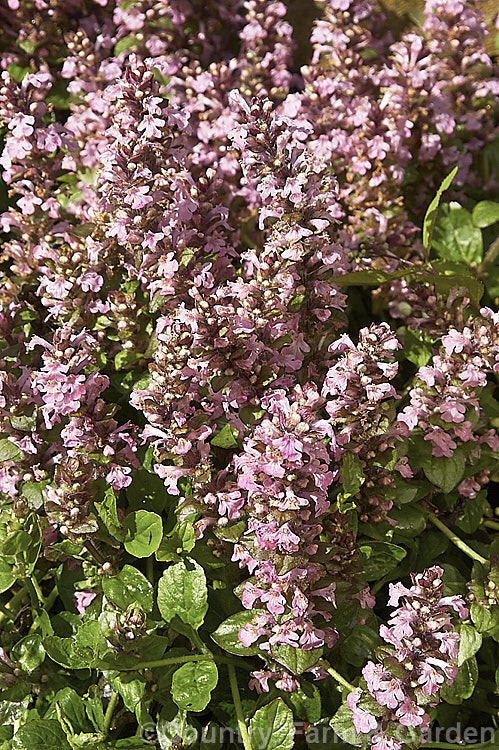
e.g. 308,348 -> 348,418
146,555 -> 154,584
0,601 -> 15,619
318,660 -> 356,692
117,653 -> 245,671
30,576 -> 46,607
0,585 -> 29,626
43,585 -> 59,613
84,541 -> 107,566
228,664 -> 253,750
102,690 -> 119,736
482,519 -> 499,532
24,578 -> 41,611
425,510 -> 488,565
190,629 -> 211,655
478,236 -> 499,274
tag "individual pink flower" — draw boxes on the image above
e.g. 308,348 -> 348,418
74,591 -> 97,615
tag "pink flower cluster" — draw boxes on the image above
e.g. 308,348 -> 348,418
399,308 -> 499,496
347,566 -> 467,749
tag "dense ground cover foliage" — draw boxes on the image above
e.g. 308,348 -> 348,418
0,0 -> 499,748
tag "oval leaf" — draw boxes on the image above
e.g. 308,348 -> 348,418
157,559 -> 208,630
171,661 -> 218,712
123,510 -> 163,558
250,699 -> 295,750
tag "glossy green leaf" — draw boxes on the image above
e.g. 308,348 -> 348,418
123,510 -> 163,557
211,423 -> 238,449
472,200 -> 499,228
126,469 -> 169,513
211,611 -> 262,655
0,558 -> 16,594
422,166 -> 458,256
21,481 -> 45,511
340,453 -> 365,497
109,672 -> 146,716
455,492 -> 487,534
421,449 -> 466,494
330,704 -> 365,746
404,328 -> 433,367
390,506 -> 427,538
13,720 -> 71,750
171,661 -> 218,712
359,541 -> 406,580
11,634 -> 45,673
94,487 -> 123,540
458,624 -> 482,667
286,684 -> 321,723
157,559 -> 208,629
433,202 -> 483,265
54,687 -> 89,734
0,438 -> 24,462
441,656 -> 478,704
85,685 -> 104,733
102,564 -> 153,611
156,708 -> 198,749
250,699 -> 295,750
272,644 -> 322,675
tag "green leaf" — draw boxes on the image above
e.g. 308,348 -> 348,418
115,350 -> 141,371
108,739 -> 153,749
0,558 -> 15,594
156,708 -> 198,749
94,487 -> 123,540
13,720 -> 71,750
250,699 -> 295,750
421,448 -> 466,494
441,656 -> 478,704
272,644 -> 322,675
102,564 -> 153,612
85,685 -> 104,732
457,624 -> 482,667
472,201 -> 499,228
404,328 -> 433,367
0,438 -> 24,462
333,268 -> 408,288
422,166 -> 458,257
455,492 -> 487,534
470,603 -> 499,637
11,634 -> 45,672
171,661 -> 218,712
157,559 -> 208,630
114,35 -> 138,55
342,626 -> 380,668
286,684 -> 321,723
340,453 -> 365,496
44,621 -> 106,669
390,506 -> 427,538
123,510 -> 163,557
432,203 -> 483,265
330,704 -> 365,746
109,672 -> 146,716
211,423 -> 238,449
126,469 -> 168,513
211,611 -> 262,656
54,687 -> 89,734
428,270 -> 484,303
21,481 -> 46,511
359,541 -> 406,580
155,520 -> 196,562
